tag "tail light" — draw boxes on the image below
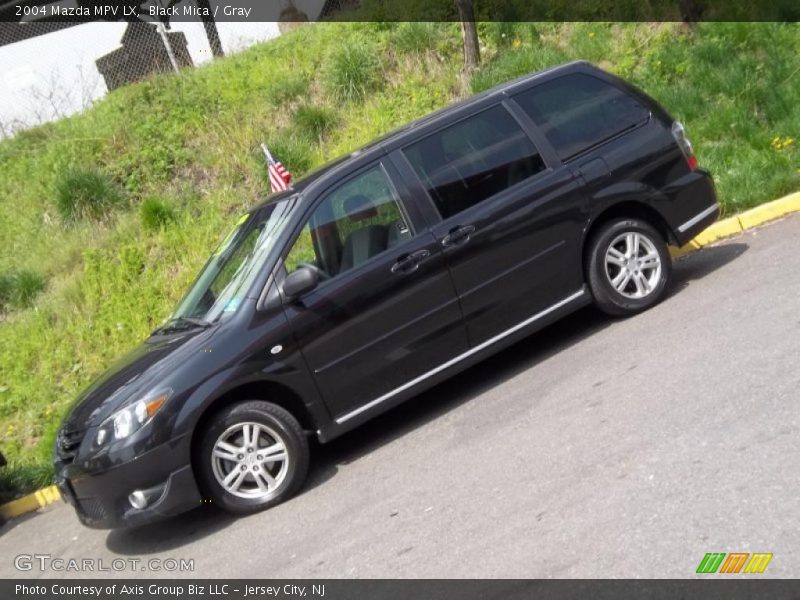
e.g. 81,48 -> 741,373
672,121 -> 698,171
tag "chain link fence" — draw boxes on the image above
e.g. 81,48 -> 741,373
0,1 -> 360,137
0,17 -> 203,136
95,21 -> 192,91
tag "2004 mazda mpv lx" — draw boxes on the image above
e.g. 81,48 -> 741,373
55,61 -> 718,528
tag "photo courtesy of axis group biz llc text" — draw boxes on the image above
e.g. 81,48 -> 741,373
15,584 -> 326,597
1,0 -> 799,598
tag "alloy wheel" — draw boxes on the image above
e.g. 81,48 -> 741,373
210,421 -> 290,499
603,231 -> 662,299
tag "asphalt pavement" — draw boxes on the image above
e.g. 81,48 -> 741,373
2,214 -> 798,579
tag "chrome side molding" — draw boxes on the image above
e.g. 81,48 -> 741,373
677,203 -> 718,233
335,288 -> 587,424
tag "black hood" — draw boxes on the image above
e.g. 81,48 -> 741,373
60,328 -> 214,433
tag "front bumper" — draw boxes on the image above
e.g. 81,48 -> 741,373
55,435 -> 201,529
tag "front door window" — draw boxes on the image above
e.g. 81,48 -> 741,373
285,165 -> 412,279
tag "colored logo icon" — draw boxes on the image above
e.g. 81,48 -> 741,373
696,552 -> 773,574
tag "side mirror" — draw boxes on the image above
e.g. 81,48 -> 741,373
282,267 -> 319,299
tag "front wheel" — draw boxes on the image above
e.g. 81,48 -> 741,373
197,400 -> 309,515
586,218 -> 672,317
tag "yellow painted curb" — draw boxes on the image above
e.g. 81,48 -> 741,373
672,190 -> 800,259
738,191 -> 800,230
0,485 -> 60,521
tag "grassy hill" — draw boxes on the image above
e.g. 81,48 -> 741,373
1,22 -> 798,501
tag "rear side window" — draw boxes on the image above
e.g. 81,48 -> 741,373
512,73 -> 650,160
403,105 -> 545,219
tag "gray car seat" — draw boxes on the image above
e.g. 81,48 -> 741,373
339,194 -> 389,273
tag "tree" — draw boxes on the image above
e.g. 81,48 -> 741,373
679,0 -> 704,29
278,0 -> 309,35
454,0 -> 479,72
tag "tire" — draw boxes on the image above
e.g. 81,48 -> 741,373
196,400 -> 309,515
586,217 -> 672,317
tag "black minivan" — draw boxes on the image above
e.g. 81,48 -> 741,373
55,61 -> 718,528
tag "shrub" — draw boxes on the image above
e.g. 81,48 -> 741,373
0,273 -> 10,308
391,22 -> 439,55
140,197 -> 176,230
0,269 -> 46,311
293,104 -> 337,141
54,168 -> 123,222
324,40 -> 382,102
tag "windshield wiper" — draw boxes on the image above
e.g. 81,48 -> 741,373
152,316 -> 212,335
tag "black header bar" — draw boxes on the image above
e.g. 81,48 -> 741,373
5,579 -> 800,600
1,0 -> 799,25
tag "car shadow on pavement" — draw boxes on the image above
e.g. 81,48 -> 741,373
310,242 -> 750,473
105,503 -> 237,554
311,305 -> 611,470
105,240 -> 747,554
0,502 -> 52,535
668,242 -> 749,298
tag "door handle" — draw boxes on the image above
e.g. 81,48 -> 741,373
441,225 -> 475,247
391,249 -> 431,274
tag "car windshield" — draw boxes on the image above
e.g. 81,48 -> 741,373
167,197 -> 298,327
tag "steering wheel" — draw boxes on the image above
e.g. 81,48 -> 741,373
296,262 -> 330,281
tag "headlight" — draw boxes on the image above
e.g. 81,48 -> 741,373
94,390 -> 171,447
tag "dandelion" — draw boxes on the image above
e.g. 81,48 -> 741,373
772,136 -> 795,151
588,32 -> 596,38
512,38 -> 522,49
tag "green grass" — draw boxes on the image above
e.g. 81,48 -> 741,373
0,22 -> 798,503
391,22 -> 440,54
140,196 -> 177,230
293,104 -> 338,142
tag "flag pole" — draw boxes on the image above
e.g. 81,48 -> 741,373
261,142 -> 294,191
260,143 -> 274,164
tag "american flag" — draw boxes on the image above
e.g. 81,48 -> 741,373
261,143 -> 293,193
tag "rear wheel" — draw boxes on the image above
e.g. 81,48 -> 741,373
586,218 -> 671,317
197,400 -> 309,515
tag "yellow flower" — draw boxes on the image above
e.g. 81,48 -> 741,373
771,136 -> 795,151
588,32 -> 595,38
512,38 -> 522,49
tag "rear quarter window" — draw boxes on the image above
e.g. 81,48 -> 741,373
512,73 -> 650,161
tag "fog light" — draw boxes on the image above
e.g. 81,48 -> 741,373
128,490 -> 148,510
128,482 -> 167,511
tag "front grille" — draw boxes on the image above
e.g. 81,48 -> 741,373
56,428 -> 85,463
77,496 -> 107,521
